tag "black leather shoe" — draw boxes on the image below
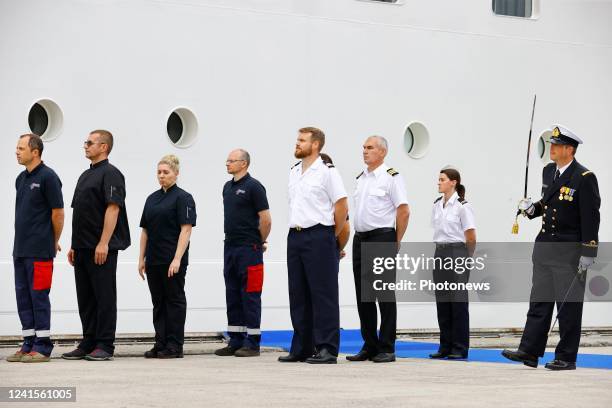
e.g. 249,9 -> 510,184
214,346 -> 239,356
501,349 -> 538,368
372,352 -> 396,363
545,359 -> 576,370
158,349 -> 184,359
446,353 -> 467,360
144,347 -> 160,359
429,351 -> 450,359
305,349 -> 337,364
278,354 -> 307,362
346,350 -> 374,362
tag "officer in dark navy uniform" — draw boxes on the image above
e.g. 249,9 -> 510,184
503,124 -> 600,370
215,149 -> 271,358
7,134 -> 64,363
279,127 -> 348,364
63,130 -> 130,362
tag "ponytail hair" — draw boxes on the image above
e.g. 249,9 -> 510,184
440,168 -> 466,200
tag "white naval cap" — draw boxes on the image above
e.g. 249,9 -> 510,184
550,124 -> 583,147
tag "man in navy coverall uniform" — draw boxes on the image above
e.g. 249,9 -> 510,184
7,134 -> 64,363
215,149 -> 271,358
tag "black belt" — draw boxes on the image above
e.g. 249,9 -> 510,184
355,228 -> 395,239
435,242 -> 466,249
289,223 -> 333,232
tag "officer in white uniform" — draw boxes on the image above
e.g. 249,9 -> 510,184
430,167 -> 476,360
347,136 -> 409,363
279,127 -> 348,365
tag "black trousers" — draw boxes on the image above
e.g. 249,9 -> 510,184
146,264 -> 187,351
433,245 -> 470,356
519,261 -> 585,362
352,229 -> 397,354
74,249 -> 118,354
287,225 -> 340,357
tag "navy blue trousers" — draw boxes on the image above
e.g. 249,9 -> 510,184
287,225 -> 340,357
433,245 -> 470,357
224,244 -> 264,349
14,257 -> 54,356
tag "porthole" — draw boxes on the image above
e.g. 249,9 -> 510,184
404,122 -> 430,159
166,107 -> 198,148
28,99 -> 63,141
538,129 -> 552,163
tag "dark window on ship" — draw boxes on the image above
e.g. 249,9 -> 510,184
492,0 -> 533,18
167,111 -> 184,144
28,102 -> 49,136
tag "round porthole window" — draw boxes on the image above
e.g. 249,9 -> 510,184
538,129 -> 552,163
28,99 -> 63,141
166,107 -> 198,148
404,122 -> 430,159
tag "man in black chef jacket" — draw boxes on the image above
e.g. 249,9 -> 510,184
62,129 -> 130,361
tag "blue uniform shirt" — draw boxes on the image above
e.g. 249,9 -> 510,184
140,184 -> 197,266
13,162 -> 64,258
223,173 -> 269,246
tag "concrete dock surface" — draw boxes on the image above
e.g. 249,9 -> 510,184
1,342 -> 611,408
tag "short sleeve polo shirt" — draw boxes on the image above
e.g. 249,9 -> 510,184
223,173 -> 269,246
140,184 -> 197,265
71,159 -> 131,250
13,162 -> 64,258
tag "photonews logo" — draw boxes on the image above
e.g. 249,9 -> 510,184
372,253 -> 487,275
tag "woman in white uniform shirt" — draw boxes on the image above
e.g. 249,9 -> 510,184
429,168 -> 476,359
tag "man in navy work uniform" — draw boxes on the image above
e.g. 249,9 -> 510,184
63,129 -> 131,361
216,149 -> 271,358
7,134 -> 64,363
503,125 -> 600,370
279,127 -> 348,364
347,135 -> 409,363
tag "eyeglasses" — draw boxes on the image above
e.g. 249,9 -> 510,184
83,140 -> 106,147
225,159 -> 245,164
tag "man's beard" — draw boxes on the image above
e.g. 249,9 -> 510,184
294,146 -> 311,159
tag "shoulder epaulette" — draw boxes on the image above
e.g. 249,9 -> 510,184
356,171 -> 364,179
459,198 -> 468,205
387,168 -> 399,177
325,162 -> 335,169
582,170 -> 593,176
291,161 -> 301,169
434,197 -> 442,204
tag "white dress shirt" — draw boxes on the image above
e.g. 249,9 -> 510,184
556,159 -> 573,177
353,163 -> 408,233
288,156 -> 347,228
431,192 -> 476,243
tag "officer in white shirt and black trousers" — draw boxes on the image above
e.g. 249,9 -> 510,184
430,167 -> 476,360
347,136 -> 409,363
279,127 -> 348,365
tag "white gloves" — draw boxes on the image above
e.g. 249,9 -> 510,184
578,256 -> 595,272
518,198 -> 535,216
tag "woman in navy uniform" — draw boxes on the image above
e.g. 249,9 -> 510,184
138,155 -> 196,359
430,168 -> 476,360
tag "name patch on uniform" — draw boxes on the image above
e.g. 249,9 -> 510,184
236,189 -> 246,195
29,183 -> 40,190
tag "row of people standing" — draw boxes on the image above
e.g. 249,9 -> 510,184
9,127 -> 473,364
